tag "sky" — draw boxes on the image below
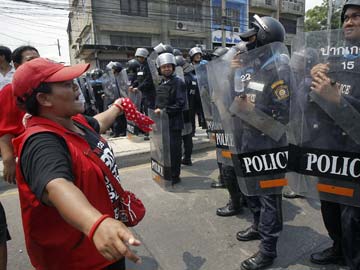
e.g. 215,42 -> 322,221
0,0 -> 324,64
0,0 -> 70,63
305,0 -> 323,11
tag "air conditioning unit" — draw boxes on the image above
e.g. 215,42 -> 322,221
176,21 -> 187,30
233,27 -> 240,33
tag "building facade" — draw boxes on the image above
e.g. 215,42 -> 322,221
211,0 -> 248,47
67,0 -> 304,67
68,0 -> 212,68
249,0 -> 305,50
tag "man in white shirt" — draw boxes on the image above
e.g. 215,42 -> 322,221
0,46 -> 14,90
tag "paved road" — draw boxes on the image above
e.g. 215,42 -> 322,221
0,150 -> 348,270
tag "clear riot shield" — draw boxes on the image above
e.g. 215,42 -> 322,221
206,61 -> 234,166
195,64 -> 213,124
114,69 -> 130,98
147,51 -> 161,87
101,72 -> 116,109
149,109 -> 172,188
212,42 -> 292,195
181,91 -> 192,136
288,29 -> 360,206
126,89 -> 143,136
175,66 -> 184,82
84,74 -> 97,115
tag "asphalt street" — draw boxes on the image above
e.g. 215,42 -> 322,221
0,150 -> 349,270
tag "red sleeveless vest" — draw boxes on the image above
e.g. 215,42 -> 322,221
13,114 -> 116,270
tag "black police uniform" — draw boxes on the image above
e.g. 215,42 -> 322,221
240,51 -> 290,259
112,74 -> 127,136
155,74 -> 186,182
213,112 -> 245,215
182,71 -> 195,162
80,78 -> 96,116
90,78 -> 105,113
301,51 -> 360,268
185,70 -> 199,135
135,61 -> 156,114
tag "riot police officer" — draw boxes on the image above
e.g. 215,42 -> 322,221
111,62 -> 127,137
176,55 -> 194,165
231,16 -> 289,270
189,46 -> 207,132
126,58 -> 140,85
132,48 -> 156,140
209,47 -> 246,215
90,68 -> 104,113
306,1 -> 360,268
154,53 -> 186,185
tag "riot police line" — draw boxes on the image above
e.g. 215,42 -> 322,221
149,3 -> 360,270
71,2 -> 360,268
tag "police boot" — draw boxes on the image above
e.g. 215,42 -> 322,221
310,246 -> 344,265
181,158 -> 192,166
240,252 -> 274,270
216,199 -> 242,217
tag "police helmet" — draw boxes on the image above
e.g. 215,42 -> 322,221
90,68 -> 103,78
189,47 -> 203,58
341,0 -> 360,23
105,61 -> 116,71
112,62 -> 123,73
156,53 -> 176,68
240,15 -> 285,47
135,48 -> 149,58
175,55 -> 186,67
154,43 -> 174,55
126,59 -> 140,72
211,47 -> 230,59
173,48 -> 183,56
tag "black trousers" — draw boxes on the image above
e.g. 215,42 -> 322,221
0,202 -> 10,244
112,114 -> 127,136
246,194 -> 283,258
320,200 -> 360,270
222,166 -> 243,208
182,133 -> 193,160
170,129 -> 182,179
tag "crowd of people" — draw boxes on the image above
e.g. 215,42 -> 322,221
0,0 -> 360,269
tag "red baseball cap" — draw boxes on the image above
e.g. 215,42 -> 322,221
12,57 -> 90,99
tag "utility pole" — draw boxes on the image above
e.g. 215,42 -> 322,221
221,0 -> 226,47
57,39 -> 61,57
327,0 -> 333,30
276,0 -> 280,20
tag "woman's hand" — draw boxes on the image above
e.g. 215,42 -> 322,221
92,217 -> 142,263
113,98 -> 125,113
3,157 -> 16,184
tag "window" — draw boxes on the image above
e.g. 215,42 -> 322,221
213,6 -> 241,27
169,0 -> 202,22
170,37 -> 204,49
279,18 -> 297,34
120,0 -> 148,17
110,34 -> 151,47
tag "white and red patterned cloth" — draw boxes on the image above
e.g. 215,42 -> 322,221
116,98 -> 154,133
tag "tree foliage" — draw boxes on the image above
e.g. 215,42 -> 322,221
305,0 -> 342,31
